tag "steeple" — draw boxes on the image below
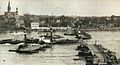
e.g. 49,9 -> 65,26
7,0 -> 11,12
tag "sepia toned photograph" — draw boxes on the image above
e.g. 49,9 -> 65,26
0,0 -> 120,65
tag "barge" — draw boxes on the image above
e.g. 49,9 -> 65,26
0,39 -> 23,44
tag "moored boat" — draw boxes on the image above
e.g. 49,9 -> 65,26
16,44 -> 46,53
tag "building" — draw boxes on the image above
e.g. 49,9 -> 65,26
4,0 -> 25,28
16,16 -> 25,27
4,0 -> 18,18
31,22 -> 40,29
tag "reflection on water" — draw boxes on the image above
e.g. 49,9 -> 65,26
0,31 -> 120,65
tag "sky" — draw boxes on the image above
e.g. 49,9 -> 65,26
0,0 -> 120,16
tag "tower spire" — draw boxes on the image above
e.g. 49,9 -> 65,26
7,0 -> 11,12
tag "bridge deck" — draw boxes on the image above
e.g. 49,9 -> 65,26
88,44 -> 105,62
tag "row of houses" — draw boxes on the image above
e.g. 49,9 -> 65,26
31,22 -> 71,30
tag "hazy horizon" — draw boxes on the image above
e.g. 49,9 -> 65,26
0,0 -> 120,16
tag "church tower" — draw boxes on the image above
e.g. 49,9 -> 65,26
7,0 -> 11,12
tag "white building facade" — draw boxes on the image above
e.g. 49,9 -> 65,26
31,22 -> 40,29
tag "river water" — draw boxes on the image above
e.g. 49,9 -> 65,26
0,31 -> 120,65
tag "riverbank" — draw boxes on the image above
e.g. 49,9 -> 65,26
83,28 -> 120,32
1,27 -> 120,33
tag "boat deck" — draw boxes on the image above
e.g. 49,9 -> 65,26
88,44 -> 104,59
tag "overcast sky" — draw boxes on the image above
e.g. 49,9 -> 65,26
0,0 -> 120,16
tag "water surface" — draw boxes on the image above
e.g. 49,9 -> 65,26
0,31 -> 120,65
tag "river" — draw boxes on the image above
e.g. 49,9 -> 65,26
0,31 -> 120,65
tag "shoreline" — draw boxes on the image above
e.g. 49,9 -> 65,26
1,28 -> 120,33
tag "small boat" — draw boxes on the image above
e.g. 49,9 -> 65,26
55,39 -> 79,44
16,44 -> 45,53
0,39 -> 23,44
76,30 -> 92,40
0,39 -> 12,44
9,44 -> 46,54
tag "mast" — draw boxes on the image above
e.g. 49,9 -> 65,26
24,30 -> 27,41
23,27 -> 27,44
49,26 -> 53,42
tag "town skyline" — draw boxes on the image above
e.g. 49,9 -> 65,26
0,0 -> 120,16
